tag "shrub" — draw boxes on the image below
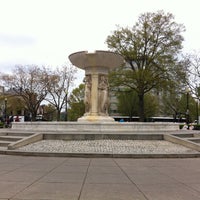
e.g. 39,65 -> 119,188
193,125 -> 200,130
0,122 -> 4,128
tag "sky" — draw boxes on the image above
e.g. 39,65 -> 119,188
0,0 -> 200,82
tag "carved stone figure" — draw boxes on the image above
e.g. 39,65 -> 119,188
98,75 -> 109,115
84,75 -> 91,114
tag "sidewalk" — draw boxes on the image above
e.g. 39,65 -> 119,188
0,155 -> 200,199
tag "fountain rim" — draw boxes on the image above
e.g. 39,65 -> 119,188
68,50 -> 125,70
68,50 -> 124,58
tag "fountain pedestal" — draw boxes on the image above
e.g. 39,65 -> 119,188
69,50 -> 124,122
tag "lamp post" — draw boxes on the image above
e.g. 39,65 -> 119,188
197,87 -> 200,125
4,98 -> 7,126
65,92 -> 68,121
196,99 -> 199,125
186,89 -> 190,129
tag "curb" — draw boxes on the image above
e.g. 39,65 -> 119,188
1,149 -> 200,158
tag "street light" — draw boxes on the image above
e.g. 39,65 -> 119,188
186,88 -> 190,129
196,99 -> 199,125
196,87 -> 200,125
65,92 -> 68,121
4,98 -> 7,126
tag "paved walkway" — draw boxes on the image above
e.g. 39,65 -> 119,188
0,155 -> 200,199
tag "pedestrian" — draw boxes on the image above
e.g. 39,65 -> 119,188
15,115 -> 20,122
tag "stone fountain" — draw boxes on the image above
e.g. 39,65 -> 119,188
11,50 -> 180,132
69,50 -> 125,122
3,50 -> 193,157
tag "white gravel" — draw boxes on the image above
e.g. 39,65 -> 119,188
19,140 -> 197,154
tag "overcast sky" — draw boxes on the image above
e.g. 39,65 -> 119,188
0,0 -> 200,80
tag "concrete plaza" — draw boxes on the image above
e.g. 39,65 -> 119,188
0,155 -> 200,199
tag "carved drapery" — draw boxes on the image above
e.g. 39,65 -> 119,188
84,74 -> 91,114
98,74 -> 109,115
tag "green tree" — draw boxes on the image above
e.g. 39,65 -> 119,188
178,93 -> 197,123
117,90 -> 138,120
117,89 -> 158,120
106,10 -> 186,121
161,89 -> 183,119
68,84 -> 85,121
144,93 -> 159,118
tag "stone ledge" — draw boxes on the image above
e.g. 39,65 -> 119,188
8,133 -> 43,150
164,134 -> 200,152
11,122 -> 180,132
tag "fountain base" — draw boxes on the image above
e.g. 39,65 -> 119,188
77,115 -> 115,122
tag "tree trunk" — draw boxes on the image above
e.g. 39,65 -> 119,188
138,94 -> 145,122
57,110 -> 61,121
31,112 -> 36,121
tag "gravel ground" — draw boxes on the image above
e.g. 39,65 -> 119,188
19,140 -> 198,154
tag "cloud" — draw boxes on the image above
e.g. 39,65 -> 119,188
0,33 -> 36,47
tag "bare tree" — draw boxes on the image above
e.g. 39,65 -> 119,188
45,64 -> 77,121
0,65 -> 50,121
184,51 -> 200,99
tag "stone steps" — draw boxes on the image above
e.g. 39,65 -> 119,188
0,132 -> 34,137
174,133 -> 200,144
0,141 -> 11,147
0,130 -> 34,148
0,135 -> 26,142
164,132 -> 200,152
188,138 -> 200,143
